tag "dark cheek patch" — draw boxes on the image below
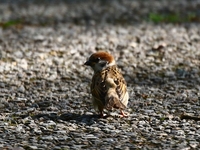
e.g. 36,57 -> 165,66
101,64 -> 105,67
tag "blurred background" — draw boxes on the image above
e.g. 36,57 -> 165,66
0,0 -> 200,28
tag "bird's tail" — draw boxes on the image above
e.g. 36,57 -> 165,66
105,94 -> 126,110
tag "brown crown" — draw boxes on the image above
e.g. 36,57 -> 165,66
89,51 -> 115,63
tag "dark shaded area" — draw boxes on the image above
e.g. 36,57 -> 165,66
180,114 -> 200,121
32,112 -> 100,124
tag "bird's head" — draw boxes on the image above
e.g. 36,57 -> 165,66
84,51 -> 116,72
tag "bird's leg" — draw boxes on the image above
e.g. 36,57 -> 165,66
98,107 -> 105,118
119,110 -> 129,118
99,112 -> 104,118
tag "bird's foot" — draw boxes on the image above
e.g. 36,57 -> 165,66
99,112 -> 106,118
119,110 -> 129,118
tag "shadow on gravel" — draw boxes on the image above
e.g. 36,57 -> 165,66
59,113 -> 100,122
32,112 -> 124,125
32,112 -> 100,125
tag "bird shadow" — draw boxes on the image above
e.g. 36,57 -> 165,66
31,112 -> 111,125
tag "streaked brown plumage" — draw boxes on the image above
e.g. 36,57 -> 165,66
84,51 -> 129,117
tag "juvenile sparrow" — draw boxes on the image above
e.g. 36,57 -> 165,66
84,51 -> 129,117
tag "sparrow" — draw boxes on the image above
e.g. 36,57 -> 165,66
84,51 -> 129,117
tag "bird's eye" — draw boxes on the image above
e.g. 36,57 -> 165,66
94,57 -> 100,62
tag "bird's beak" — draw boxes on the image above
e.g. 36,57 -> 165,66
84,60 -> 91,66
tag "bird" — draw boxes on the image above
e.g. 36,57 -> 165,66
84,51 -> 129,117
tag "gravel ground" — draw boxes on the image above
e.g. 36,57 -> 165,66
0,0 -> 200,149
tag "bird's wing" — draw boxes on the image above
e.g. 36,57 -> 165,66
104,66 -> 128,110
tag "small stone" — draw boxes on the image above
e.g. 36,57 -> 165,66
18,85 -> 25,93
41,136 -> 54,141
0,82 -> 5,88
14,51 -> 23,58
83,134 -> 97,139
16,125 -> 25,133
53,146 -> 62,150
54,130 -> 66,134
28,146 -> 38,149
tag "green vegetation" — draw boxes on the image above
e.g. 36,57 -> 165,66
149,12 -> 197,23
0,20 -> 22,28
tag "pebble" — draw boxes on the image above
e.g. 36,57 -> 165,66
28,146 -> 38,149
14,51 -> 23,59
41,136 -> 54,141
18,85 -> 25,93
83,134 -> 98,139
0,82 -> 5,88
